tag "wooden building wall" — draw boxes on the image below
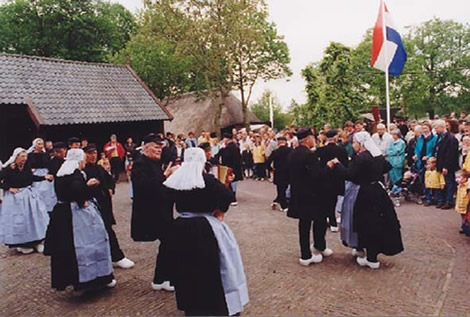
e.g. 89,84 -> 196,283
0,103 -> 164,161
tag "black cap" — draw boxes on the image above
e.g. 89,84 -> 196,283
223,132 -> 233,139
326,129 -> 338,139
68,137 -> 80,144
199,142 -> 211,151
277,136 -> 287,142
53,142 -> 68,149
83,143 -> 98,153
142,133 -> 164,145
296,128 -> 313,140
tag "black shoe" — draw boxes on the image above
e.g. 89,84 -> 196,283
436,203 -> 444,209
459,229 -> 465,234
441,203 -> 452,210
424,202 -> 431,207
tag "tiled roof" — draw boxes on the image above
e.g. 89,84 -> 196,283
0,54 -> 172,125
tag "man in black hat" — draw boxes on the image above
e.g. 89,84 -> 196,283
288,128 -> 333,266
266,136 -> 292,212
131,134 -> 177,291
316,129 -> 349,232
216,132 -> 243,206
83,144 -> 135,269
67,137 -> 81,149
47,142 -> 68,177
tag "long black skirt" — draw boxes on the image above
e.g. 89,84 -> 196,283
171,217 -> 228,316
354,183 -> 404,256
44,204 -> 114,291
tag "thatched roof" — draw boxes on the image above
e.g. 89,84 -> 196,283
164,92 -> 262,135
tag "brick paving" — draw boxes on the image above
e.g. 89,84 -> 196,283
1,179 -> 469,316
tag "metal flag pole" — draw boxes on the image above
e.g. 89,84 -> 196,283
269,93 -> 274,128
381,0 -> 392,132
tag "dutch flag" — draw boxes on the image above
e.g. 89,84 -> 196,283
371,0 -> 407,77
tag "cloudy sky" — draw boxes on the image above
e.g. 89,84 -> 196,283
117,0 -> 469,108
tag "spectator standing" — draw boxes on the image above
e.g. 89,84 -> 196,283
185,132 -> 198,148
372,123 -> 393,156
434,119 -> 459,209
103,134 -> 125,182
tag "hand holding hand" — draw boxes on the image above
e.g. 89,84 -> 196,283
86,178 -> 100,187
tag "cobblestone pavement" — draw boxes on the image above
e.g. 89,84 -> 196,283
1,179 -> 469,316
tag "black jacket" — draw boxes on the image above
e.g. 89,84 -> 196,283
84,163 -> 116,226
316,143 -> 349,196
435,132 -> 459,172
266,145 -> 292,185
218,142 -> 243,181
287,146 -> 329,221
131,155 -> 173,241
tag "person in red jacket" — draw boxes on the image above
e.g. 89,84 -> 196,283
104,134 -> 125,182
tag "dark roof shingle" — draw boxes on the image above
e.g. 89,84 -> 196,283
0,54 -> 172,125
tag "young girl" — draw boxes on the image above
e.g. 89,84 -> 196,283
241,144 -> 254,179
424,157 -> 445,207
455,171 -> 469,233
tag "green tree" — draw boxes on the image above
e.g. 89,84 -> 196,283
0,0 -> 136,62
250,90 -> 293,129
292,42 -> 363,130
139,0 -> 291,133
402,18 -> 470,116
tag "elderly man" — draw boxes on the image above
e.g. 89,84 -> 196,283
434,120 -> 459,209
288,128 -> 332,266
372,123 -> 393,156
131,134 -> 178,291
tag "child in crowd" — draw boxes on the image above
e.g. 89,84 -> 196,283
241,144 -> 254,179
424,157 -> 445,207
455,171 -> 469,233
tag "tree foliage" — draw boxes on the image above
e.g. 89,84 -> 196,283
290,42 -> 363,129
250,90 -> 293,130
120,0 -> 291,133
0,0 -> 136,62
291,18 -> 469,127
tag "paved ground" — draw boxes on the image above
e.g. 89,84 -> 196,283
1,179 -> 469,316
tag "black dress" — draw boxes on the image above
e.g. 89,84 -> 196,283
170,173 -> 235,316
44,170 -> 114,291
335,151 -> 404,257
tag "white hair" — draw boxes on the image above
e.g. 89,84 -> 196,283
434,119 -> 446,129
377,123 -> 386,130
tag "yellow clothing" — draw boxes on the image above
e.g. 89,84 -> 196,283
455,182 -> 469,214
463,155 -> 470,173
252,144 -> 265,164
425,170 -> 445,189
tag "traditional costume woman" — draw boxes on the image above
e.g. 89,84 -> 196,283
164,148 -> 249,316
0,148 -> 49,254
44,149 -> 115,291
335,132 -> 404,269
28,138 -> 57,212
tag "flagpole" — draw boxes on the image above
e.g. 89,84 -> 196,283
269,93 -> 274,128
381,0 -> 392,132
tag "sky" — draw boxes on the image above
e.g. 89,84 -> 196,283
117,0 -> 469,108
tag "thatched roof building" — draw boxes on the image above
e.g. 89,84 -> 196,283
164,92 -> 263,135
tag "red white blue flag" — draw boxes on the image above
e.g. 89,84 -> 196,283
371,0 -> 407,76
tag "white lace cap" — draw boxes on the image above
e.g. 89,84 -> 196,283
2,147 -> 27,168
27,138 -> 45,153
354,131 -> 382,157
56,149 -> 85,177
164,147 -> 207,191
